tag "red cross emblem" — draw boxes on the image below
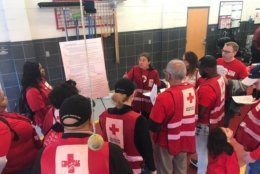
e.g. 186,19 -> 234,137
62,154 -> 80,173
187,93 -> 194,103
109,124 -> 119,135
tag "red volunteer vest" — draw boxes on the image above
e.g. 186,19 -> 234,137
199,76 -> 225,129
166,84 -> 197,155
100,110 -> 143,174
0,112 -> 40,173
128,66 -> 160,114
41,136 -> 109,174
236,102 -> 260,151
43,129 -> 62,147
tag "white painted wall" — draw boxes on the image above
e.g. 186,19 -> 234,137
2,0 -> 32,42
0,0 -> 9,42
0,0 -> 259,42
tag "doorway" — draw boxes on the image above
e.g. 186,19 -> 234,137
186,7 -> 209,59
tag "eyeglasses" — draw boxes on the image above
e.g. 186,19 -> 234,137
221,49 -> 233,54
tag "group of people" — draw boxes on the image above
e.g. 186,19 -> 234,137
0,39 -> 259,174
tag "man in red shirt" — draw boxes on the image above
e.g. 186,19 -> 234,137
217,41 -> 248,79
217,42 -> 248,126
149,59 -> 197,174
196,55 -> 226,174
0,89 -> 40,174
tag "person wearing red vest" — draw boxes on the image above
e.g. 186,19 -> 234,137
207,127 -> 239,174
217,42 -> 248,126
149,59 -> 197,174
42,80 -> 79,147
32,95 -> 132,174
195,55 -> 226,174
0,89 -> 40,174
21,61 -> 52,127
124,52 -> 161,118
99,78 -> 156,174
233,65 -> 260,174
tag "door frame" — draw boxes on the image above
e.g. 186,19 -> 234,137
186,6 -> 210,57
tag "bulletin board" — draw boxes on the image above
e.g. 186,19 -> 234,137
218,1 -> 243,29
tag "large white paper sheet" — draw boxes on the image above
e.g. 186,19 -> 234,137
59,38 -> 109,99
150,84 -> 158,105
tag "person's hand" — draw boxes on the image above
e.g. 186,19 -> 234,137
243,151 -> 256,164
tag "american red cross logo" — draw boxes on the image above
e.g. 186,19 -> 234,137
109,124 -> 119,135
187,93 -> 194,103
62,154 -> 80,173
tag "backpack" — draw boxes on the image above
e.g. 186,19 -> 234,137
0,113 -> 43,147
17,88 -> 34,121
0,117 -> 19,141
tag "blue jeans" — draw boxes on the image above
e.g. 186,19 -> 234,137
246,160 -> 260,174
196,123 -> 209,174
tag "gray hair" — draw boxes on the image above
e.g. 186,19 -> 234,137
166,59 -> 186,80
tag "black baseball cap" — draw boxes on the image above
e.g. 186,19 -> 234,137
115,78 -> 136,97
59,95 -> 92,127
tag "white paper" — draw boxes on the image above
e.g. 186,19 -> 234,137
217,65 -> 228,76
231,19 -> 241,28
143,91 -> 150,97
232,95 -> 259,105
220,4 -> 232,16
150,84 -> 158,105
59,38 -> 109,99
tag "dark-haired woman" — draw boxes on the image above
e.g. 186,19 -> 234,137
207,127 -> 239,174
42,80 -> 79,146
42,80 -> 78,134
123,52 -> 160,118
21,61 -> 52,127
183,51 -> 200,87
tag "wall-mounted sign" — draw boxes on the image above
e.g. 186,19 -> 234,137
218,1 -> 243,29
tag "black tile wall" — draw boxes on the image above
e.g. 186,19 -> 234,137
23,43 -> 36,58
0,22 -> 259,112
205,23 -> 260,57
0,60 -> 16,74
2,73 -> 18,87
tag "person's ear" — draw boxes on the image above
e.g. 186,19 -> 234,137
165,73 -> 171,82
204,67 -> 210,74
